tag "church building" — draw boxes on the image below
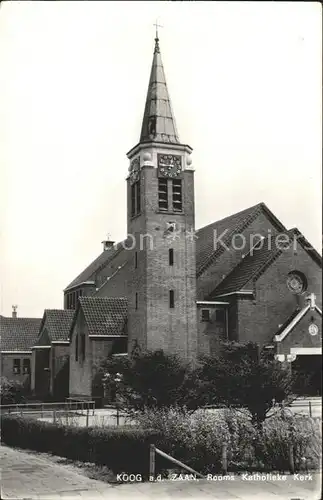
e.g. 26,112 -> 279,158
61,34 -> 321,402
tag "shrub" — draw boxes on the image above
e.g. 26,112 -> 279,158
99,350 -> 203,411
257,413 -> 322,471
135,407 -> 322,474
1,415 -> 163,478
135,406 -> 257,473
2,410 -> 321,477
198,342 -> 300,428
0,376 -> 28,405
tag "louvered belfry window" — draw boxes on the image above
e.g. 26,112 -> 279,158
172,179 -> 182,211
158,179 -> 168,210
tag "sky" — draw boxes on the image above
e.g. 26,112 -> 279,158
0,1 -> 321,318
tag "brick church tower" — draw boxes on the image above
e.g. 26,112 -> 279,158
126,34 -> 197,360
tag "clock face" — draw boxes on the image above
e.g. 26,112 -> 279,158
158,154 -> 182,178
129,157 -> 140,184
309,324 -> 319,336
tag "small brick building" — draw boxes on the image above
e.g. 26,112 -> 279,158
69,297 -> 127,402
0,312 -> 41,391
61,34 -> 321,398
31,309 -> 74,400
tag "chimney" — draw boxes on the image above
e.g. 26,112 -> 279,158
12,305 -> 18,318
102,240 -> 115,252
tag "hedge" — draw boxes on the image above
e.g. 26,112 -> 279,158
2,411 -> 321,477
1,415 -> 167,477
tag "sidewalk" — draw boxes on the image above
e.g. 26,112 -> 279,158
1,445 -> 321,499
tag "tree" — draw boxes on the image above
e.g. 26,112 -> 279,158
197,342 -> 301,429
0,376 -> 27,405
99,350 -> 202,412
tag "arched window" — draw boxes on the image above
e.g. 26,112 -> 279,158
286,271 -> 308,295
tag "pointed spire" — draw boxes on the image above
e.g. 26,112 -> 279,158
140,32 -> 179,144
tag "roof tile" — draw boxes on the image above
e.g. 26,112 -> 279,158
0,317 -> 42,351
35,309 -> 75,345
79,297 -> 127,337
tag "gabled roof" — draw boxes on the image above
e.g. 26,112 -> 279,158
210,226 -> 322,298
35,309 -> 75,345
0,316 -> 42,352
274,308 -> 304,338
73,297 -> 128,337
196,202 -> 286,277
95,261 -> 128,295
290,227 -> 322,266
140,36 -> 179,144
275,303 -> 322,342
64,243 -> 125,291
210,235 -> 281,297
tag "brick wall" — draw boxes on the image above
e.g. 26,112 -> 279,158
1,353 -> 31,386
69,310 -> 92,399
69,310 -> 116,400
197,305 -> 228,356
237,244 -> 322,347
127,161 -> 197,361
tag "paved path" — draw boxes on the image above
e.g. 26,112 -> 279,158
1,446 -> 321,499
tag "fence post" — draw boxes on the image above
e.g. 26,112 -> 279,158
116,404 -> 120,426
149,444 -> 155,480
53,409 -> 56,424
20,408 -> 23,417
288,443 -> 295,474
86,407 -> 89,428
221,443 -> 228,474
309,401 -> 312,418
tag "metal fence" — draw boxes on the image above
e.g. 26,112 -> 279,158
1,398 -> 321,427
0,401 -> 137,427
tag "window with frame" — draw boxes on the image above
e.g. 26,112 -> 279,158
13,359 -> 21,374
131,181 -> 141,216
112,337 -> 128,355
80,333 -> 86,362
75,334 -> 79,361
201,309 -> 210,322
158,179 -> 168,210
172,179 -> 182,212
169,248 -> 174,266
169,290 -> 175,309
136,181 -> 141,213
23,358 -> 30,374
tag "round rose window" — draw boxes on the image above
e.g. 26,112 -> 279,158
286,271 -> 307,294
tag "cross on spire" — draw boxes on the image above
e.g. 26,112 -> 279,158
153,20 -> 163,39
307,293 -> 316,310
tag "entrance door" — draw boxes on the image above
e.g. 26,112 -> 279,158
292,355 -> 322,396
34,349 -> 51,398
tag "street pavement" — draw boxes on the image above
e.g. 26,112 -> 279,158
1,445 -> 321,500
